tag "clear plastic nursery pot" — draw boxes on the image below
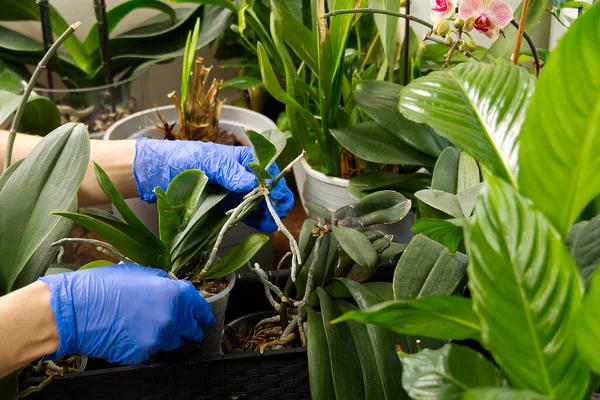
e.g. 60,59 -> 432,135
104,104 -> 276,268
199,272 -> 237,355
298,158 -> 417,244
34,73 -> 146,136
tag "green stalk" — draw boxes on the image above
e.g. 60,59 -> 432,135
3,22 -> 80,173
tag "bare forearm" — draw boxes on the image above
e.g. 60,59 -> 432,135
0,130 -> 138,207
0,282 -> 59,378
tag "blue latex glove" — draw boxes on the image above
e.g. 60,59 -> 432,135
133,137 -> 294,232
39,264 -> 214,365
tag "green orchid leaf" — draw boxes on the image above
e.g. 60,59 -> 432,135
569,214 -> 600,287
400,344 -> 507,400
335,278 -> 410,399
55,212 -> 166,270
334,296 -> 480,341
0,91 -> 60,136
202,233 -> 269,279
354,80 -> 449,157
93,163 -> 163,250
463,387 -> 550,400
331,122 -> 436,167
335,300 -> 386,400
298,218 -> 317,258
399,59 -> 534,184
457,152 -> 481,194
380,242 -> 407,262
79,260 -> 115,270
247,128 -> 286,169
411,218 -> 464,254
332,190 -> 412,228
431,147 -> 460,193
306,307 -> 336,400
332,226 -> 378,269
44,264 -> 79,276
306,202 -> 333,222
575,268 -> 600,375
168,0 -> 238,12
348,171 -> 431,200
221,76 -> 264,90
155,187 -> 181,248
418,248 -> 468,297
0,123 -> 89,296
165,169 -> 208,226
518,3 -> 600,237
415,190 -> 464,219
466,175 -> 588,398
456,183 -> 483,217
247,162 -> 272,180
316,288 -> 365,400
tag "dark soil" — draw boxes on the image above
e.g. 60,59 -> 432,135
59,105 -> 132,134
192,276 -> 229,298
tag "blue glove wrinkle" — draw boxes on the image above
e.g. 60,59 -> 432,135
39,264 -> 214,365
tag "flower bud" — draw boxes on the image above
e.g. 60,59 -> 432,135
467,39 -> 476,52
453,17 -> 465,29
433,19 -> 451,36
458,43 -> 466,52
444,35 -> 453,46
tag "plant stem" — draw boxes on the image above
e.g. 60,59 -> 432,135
359,31 -> 380,74
512,0 -> 530,66
443,30 -> 462,68
322,9 -> 433,30
51,237 -> 133,264
3,22 -> 80,173
402,0 -> 411,85
423,36 -> 480,61
510,19 -> 540,77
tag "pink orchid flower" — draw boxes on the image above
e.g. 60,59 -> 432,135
430,0 -> 455,22
459,0 -> 513,40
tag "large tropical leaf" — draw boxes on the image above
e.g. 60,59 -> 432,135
569,214 -> 600,288
574,268 -> 600,375
353,80 -> 449,157
465,175 -> 588,398
0,123 -> 89,296
399,344 -> 507,400
518,3 -> 600,237
399,59 -> 534,184
463,387 -> 550,400
333,296 -> 480,341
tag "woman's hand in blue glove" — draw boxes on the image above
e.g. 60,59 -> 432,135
39,264 -> 214,365
133,137 -> 294,232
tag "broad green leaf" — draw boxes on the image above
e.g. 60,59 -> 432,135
84,0 -> 177,53
79,260 -> 115,270
380,242 -> 407,262
155,187 -> 181,248
247,128 -> 287,169
0,123 -> 89,296
247,162 -> 272,180
400,344 -> 507,400
202,233 -> 269,279
575,269 -> 600,375
94,163 -> 163,250
332,190 -> 412,228
168,0 -> 238,12
518,3 -> 600,237
336,278 -> 410,399
0,59 -> 28,93
0,159 -> 22,193
456,183 -> 483,217
334,296 -> 480,341
354,80 -> 449,157
570,214 -> 600,287
484,0 -> 545,60
0,91 -> 60,136
335,300 -> 386,400
298,218 -> 318,257
393,234 -> 445,300
306,307 -> 336,400
431,147 -> 460,193
348,171 -> 431,200
221,76 -> 263,90
463,387 -> 550,400
55,212 -> 166,270
418,249 -> 468,297
166,169 -> 208,226
12,198 -> 76,290
332,226 -> 378,269
331,122 -> 436,166
306,202 -> 332,222
371,0 -> 399,79
415,190 -> 464,219
317,288 -> 364,400
411,218 -> 464,254
466,176 -> 588,398
44,264 -> 79,276
457,152 -> 481,194
399,59 -> 535,184
296,234 -> 332,297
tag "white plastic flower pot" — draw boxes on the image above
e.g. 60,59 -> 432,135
199,272 -> 236,355
298,158 -> 416,244
104,104 -> 276,268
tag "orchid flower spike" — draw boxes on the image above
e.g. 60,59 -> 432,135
459,0 -> 513,40
430,0 -> 455,22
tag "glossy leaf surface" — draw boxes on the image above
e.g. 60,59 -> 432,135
334,296 -> 480,341
466,176 -> 588,398
569,214 -> 600,287
575,268 -> 600,375
202,233 -> 269,279
400,344 -> 506,400
399,59 -> 534,184
332,190 -> 411,228
518,3 -> 600,237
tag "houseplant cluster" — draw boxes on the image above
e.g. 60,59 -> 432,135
1,0 -> 599,399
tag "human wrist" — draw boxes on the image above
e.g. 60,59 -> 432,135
38,275 -> 77,359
